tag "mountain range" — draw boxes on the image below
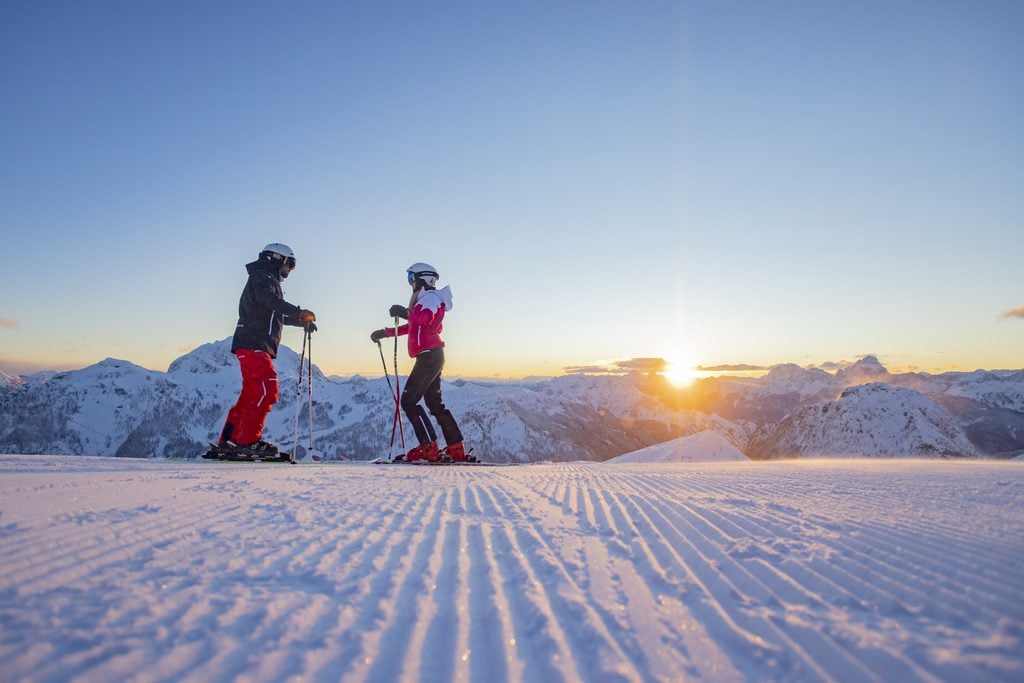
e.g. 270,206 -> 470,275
1,339 -> 1022,461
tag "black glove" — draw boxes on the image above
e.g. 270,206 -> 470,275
304,322 -> 318,333
370,329 -> 387,343
388,304 -> 408,320
298,309 -> 316,325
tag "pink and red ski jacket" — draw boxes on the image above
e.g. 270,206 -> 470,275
384,286 -> 454,358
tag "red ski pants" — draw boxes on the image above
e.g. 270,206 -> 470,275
220,349 -> 279,446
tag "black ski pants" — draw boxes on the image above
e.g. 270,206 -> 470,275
401,348 -> 463,446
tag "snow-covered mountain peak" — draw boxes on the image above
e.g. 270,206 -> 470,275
167,339 -> 235,375
764,363 -> 804,381
836,382 -> 938,410
764,363 -> 832,384
68,357 -> 156,384
274,343 -> 328,382
839,381 -> 890,401
855,354 -> 886,371
167,337 -> 328,384
1,370 -> 23,389
835,355 -> 889,385
94,357 -> 138,369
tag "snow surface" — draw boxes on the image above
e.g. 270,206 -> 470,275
607,430 -> 749,463
2,455 -> 1022,682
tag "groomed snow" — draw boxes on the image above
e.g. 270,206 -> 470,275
1,455 -> 1022,682
607,429 -> 749,463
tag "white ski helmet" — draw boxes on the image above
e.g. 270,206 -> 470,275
261,243 -> 297,277
262,243 -> 295,260
406,262 -> 439,287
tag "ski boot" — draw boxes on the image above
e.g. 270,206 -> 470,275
202,443 -> 228,459
405,441 -> 440,462
441,442 -> 476,463
224,440 -> 286,461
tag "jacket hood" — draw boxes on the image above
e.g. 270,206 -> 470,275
417,285 -> 454,312
246,258 -> 281,281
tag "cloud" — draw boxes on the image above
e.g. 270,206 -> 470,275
812,360 -> 853,371
563,357 -> 669,375
696,363 -> 767,372
0,315 -> 16,330
563,365 -> 611,375
614,357 -> 668,373
1001,305 -> 1024,320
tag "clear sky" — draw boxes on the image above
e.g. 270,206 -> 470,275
2,0 -> 1022,380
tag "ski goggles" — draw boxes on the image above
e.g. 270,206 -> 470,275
407,270 -> 438,285
283,256 -> 297,271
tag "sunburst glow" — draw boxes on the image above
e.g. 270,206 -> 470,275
662,358 -> 699,387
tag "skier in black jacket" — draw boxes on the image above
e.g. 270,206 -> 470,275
217,243 -> 316,457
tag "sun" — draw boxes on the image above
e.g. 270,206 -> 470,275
662,358 -> 699,387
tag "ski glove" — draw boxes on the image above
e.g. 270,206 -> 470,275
370,329 -> 387,343
388,305 -> 409,320
298,309 -> 316,325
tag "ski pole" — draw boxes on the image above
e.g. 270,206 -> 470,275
306,327 -> 314,455
290,329 -> 308,459
377,341 -> 397,403
378,338 -> 403,457
387,342 -> 400,450
393,316 -> 406,449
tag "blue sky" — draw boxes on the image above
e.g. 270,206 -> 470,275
2,0 -> 1021,378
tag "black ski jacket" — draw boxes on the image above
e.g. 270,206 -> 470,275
231,258 -> 303,358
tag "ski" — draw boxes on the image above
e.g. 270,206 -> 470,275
371,457 -> 511,467
201,441 -> 293,463
289,453 -> 348,464
371,443 -> 491,466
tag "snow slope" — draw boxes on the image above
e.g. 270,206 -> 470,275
606,429 -> 750,463
1,455 -> 1021,682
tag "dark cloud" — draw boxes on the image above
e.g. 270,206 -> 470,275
0,315 -> 16,330
696,363 -> 767,372
1001,305 -> 1024,320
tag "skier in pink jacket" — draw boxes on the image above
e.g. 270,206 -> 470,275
371,263 -> 470,462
